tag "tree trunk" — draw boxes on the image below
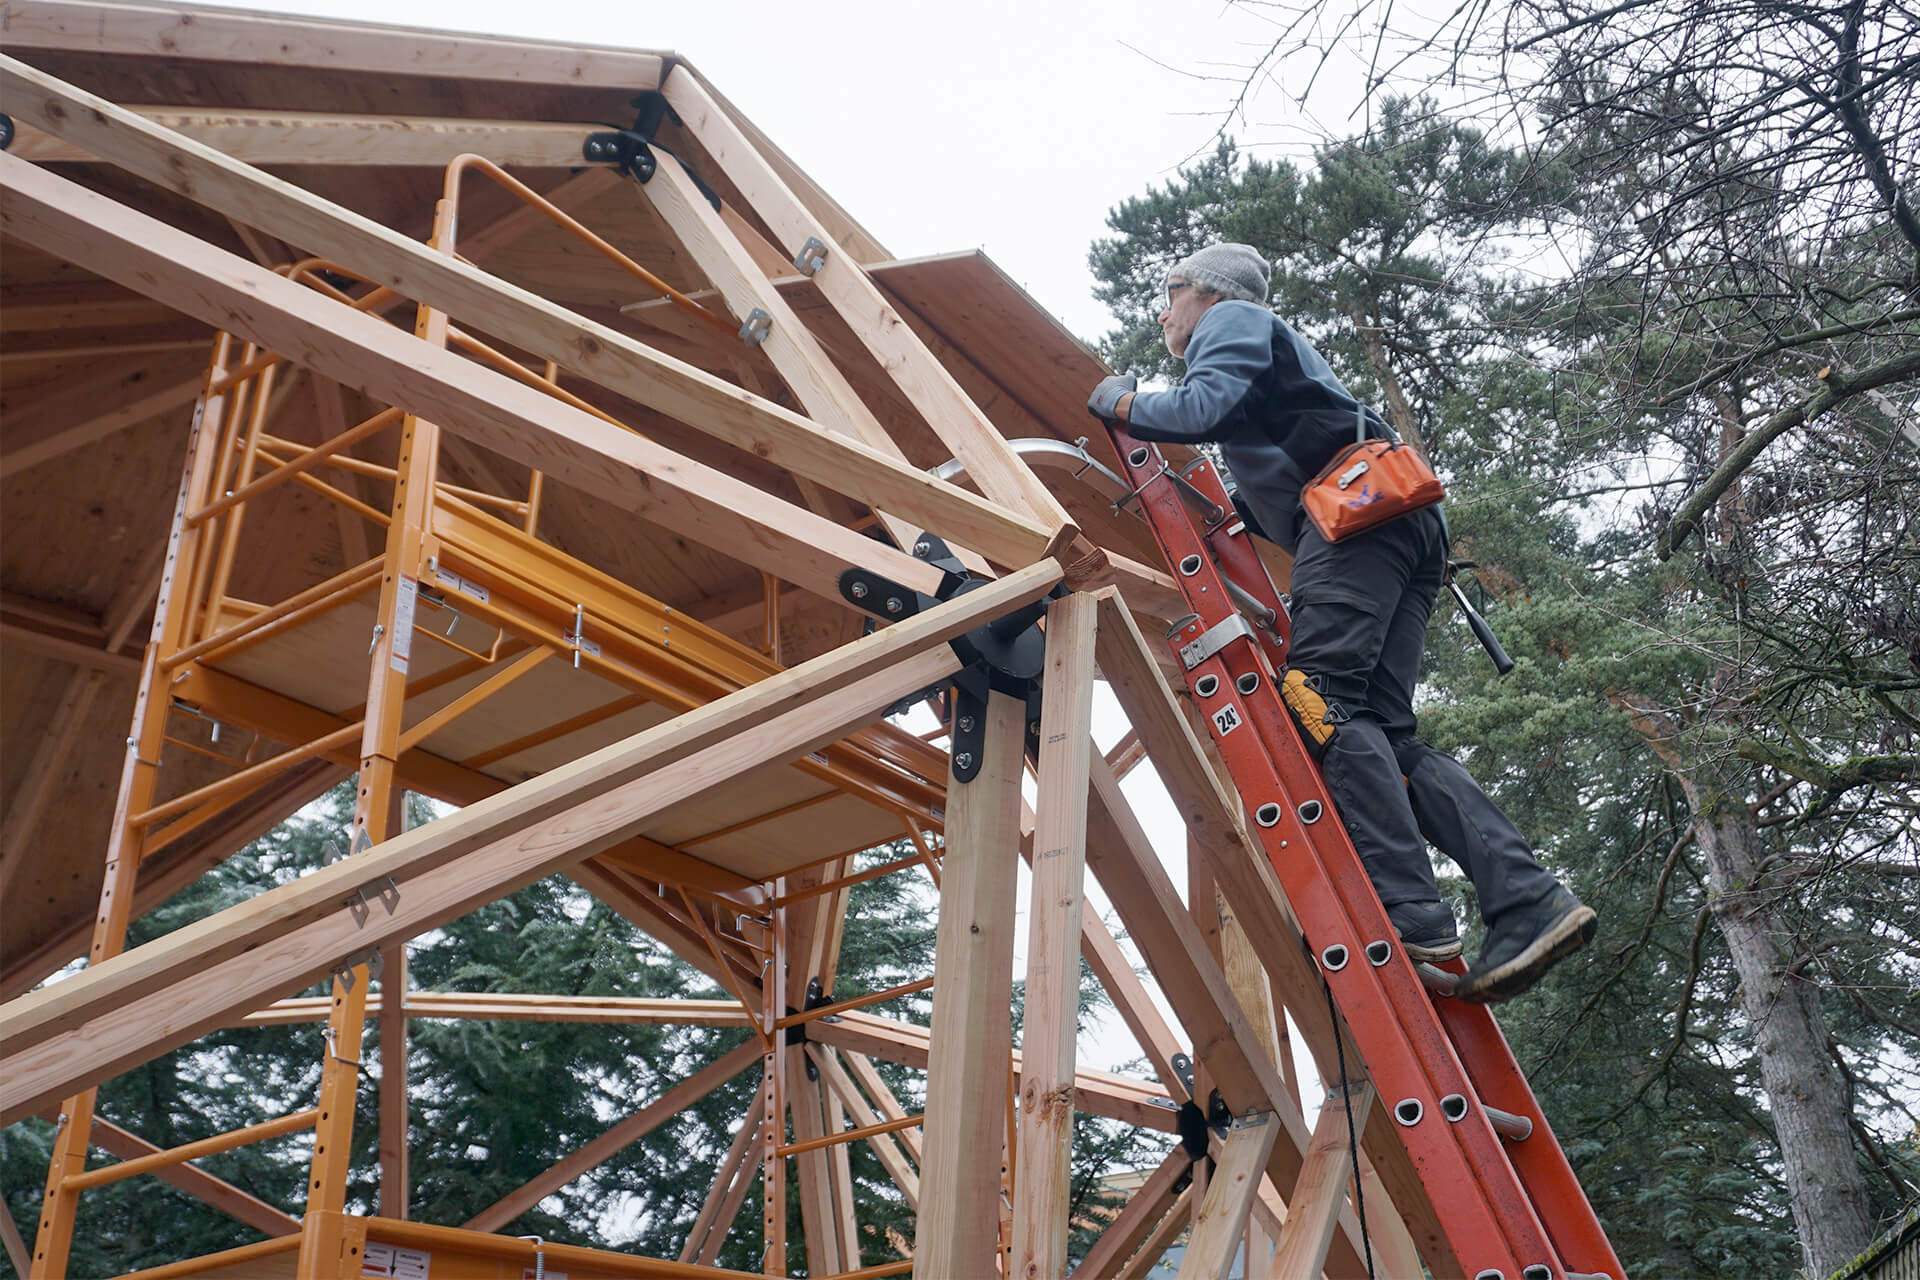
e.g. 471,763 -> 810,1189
1617,697 -> 1875,1273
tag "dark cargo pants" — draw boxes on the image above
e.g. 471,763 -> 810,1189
1285,505 -> 1557,921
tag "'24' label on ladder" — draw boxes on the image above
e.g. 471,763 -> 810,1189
1210,702 -> 1244,736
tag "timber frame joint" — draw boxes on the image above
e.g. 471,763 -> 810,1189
840,533 -> 1064,782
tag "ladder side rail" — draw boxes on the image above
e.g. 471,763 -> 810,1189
1104,424 -> 1571,1278
1435,997 -> 1627,1276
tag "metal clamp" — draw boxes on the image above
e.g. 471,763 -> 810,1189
792,236 -> 829,276
1177,613 -> 1255,670
737,307 -> 773,346
345,876 -> 400,928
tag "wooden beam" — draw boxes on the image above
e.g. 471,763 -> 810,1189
0,570 -> 1058,1122
641,150 -> 962,565
1071,1147 -> 1193,1280
13,109 -> 608,168
0,1199 -> 27,1278
1178,1116 -> 1280,1280
464,1037 -> 762,1233
812,1017 -> 1177,1136
1113,1187 -> 1195,1280
680,1091 -> 766,1263
913,689 -> 1023,1279
1271,1084 -> 1377,1279
240,992 -> 754,1026
809,1045 -> 919,1208
0,64 -> 1060,582
0,0 -> 668,88
840,1050 -> 925,1163
0,150 -> 949,612
1011,593 -> 1098,1280
662,67 -> 1076,538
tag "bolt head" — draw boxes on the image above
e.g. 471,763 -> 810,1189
850,581 -> 869,598
958,715 -> 975,732
955,752 -> 975,771
885,597 -> 904,614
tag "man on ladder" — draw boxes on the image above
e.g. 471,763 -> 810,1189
1087,242 -> 1593,1003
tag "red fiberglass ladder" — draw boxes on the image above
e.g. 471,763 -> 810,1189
1102,422 -> 1625,1280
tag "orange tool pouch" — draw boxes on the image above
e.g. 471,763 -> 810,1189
1302,408 -> 1446,543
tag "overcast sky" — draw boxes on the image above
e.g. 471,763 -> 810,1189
207,0 -> 1379,343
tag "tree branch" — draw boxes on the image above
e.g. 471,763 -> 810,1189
1658,347 -> 1920,558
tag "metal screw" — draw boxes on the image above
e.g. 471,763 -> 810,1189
915,541 -> 931,555
955,752 -> 975,771
885,597 -> 903,614
850,581 -> 869,598
958,716 -> 975,732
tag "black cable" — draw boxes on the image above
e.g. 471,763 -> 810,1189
1324,974 -> 1376,1278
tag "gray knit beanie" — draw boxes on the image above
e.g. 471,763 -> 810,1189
1168,243 -> 1272,303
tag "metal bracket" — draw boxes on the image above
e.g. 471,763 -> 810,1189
1227,1109 -> 1274,1131
1207,1089 -> 1232,1139
331,947 -> 384,994
1177,613 -> 1256,670
583,129 -> 657,180
838,569 -> 922,621
345,876 -> 400,928
1170,1052 -> 1195,1097
792,236 -> 829,276
1175,1099 -> 1211,1161
737,307 -> 773,346
949,676 -> 988,784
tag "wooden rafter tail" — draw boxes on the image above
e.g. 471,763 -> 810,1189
0,564 -> 1062,1124
0,59 -> 1059,578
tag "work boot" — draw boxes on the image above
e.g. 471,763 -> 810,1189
1457,885 -> 1595,1004
1386,900 -> 1462,962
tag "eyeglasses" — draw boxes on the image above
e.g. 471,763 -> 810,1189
1154,281 -> 1193,313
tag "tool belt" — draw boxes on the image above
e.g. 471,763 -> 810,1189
1302,407 -> 1445,543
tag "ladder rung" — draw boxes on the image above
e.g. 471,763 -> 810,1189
1414,962 -> 1457,995
1483,1104 -> 1534,1142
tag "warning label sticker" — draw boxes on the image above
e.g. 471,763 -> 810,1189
389,575 -> 417,674
363,1241 -> 430,1278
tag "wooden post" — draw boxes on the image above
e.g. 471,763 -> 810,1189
1271,1083 -> 1377,1279
1010,594 -> 1098,1279
913,690 -> 1023,1278
681,1092 -> 766,1264
1179,1115 -> 1280,1280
